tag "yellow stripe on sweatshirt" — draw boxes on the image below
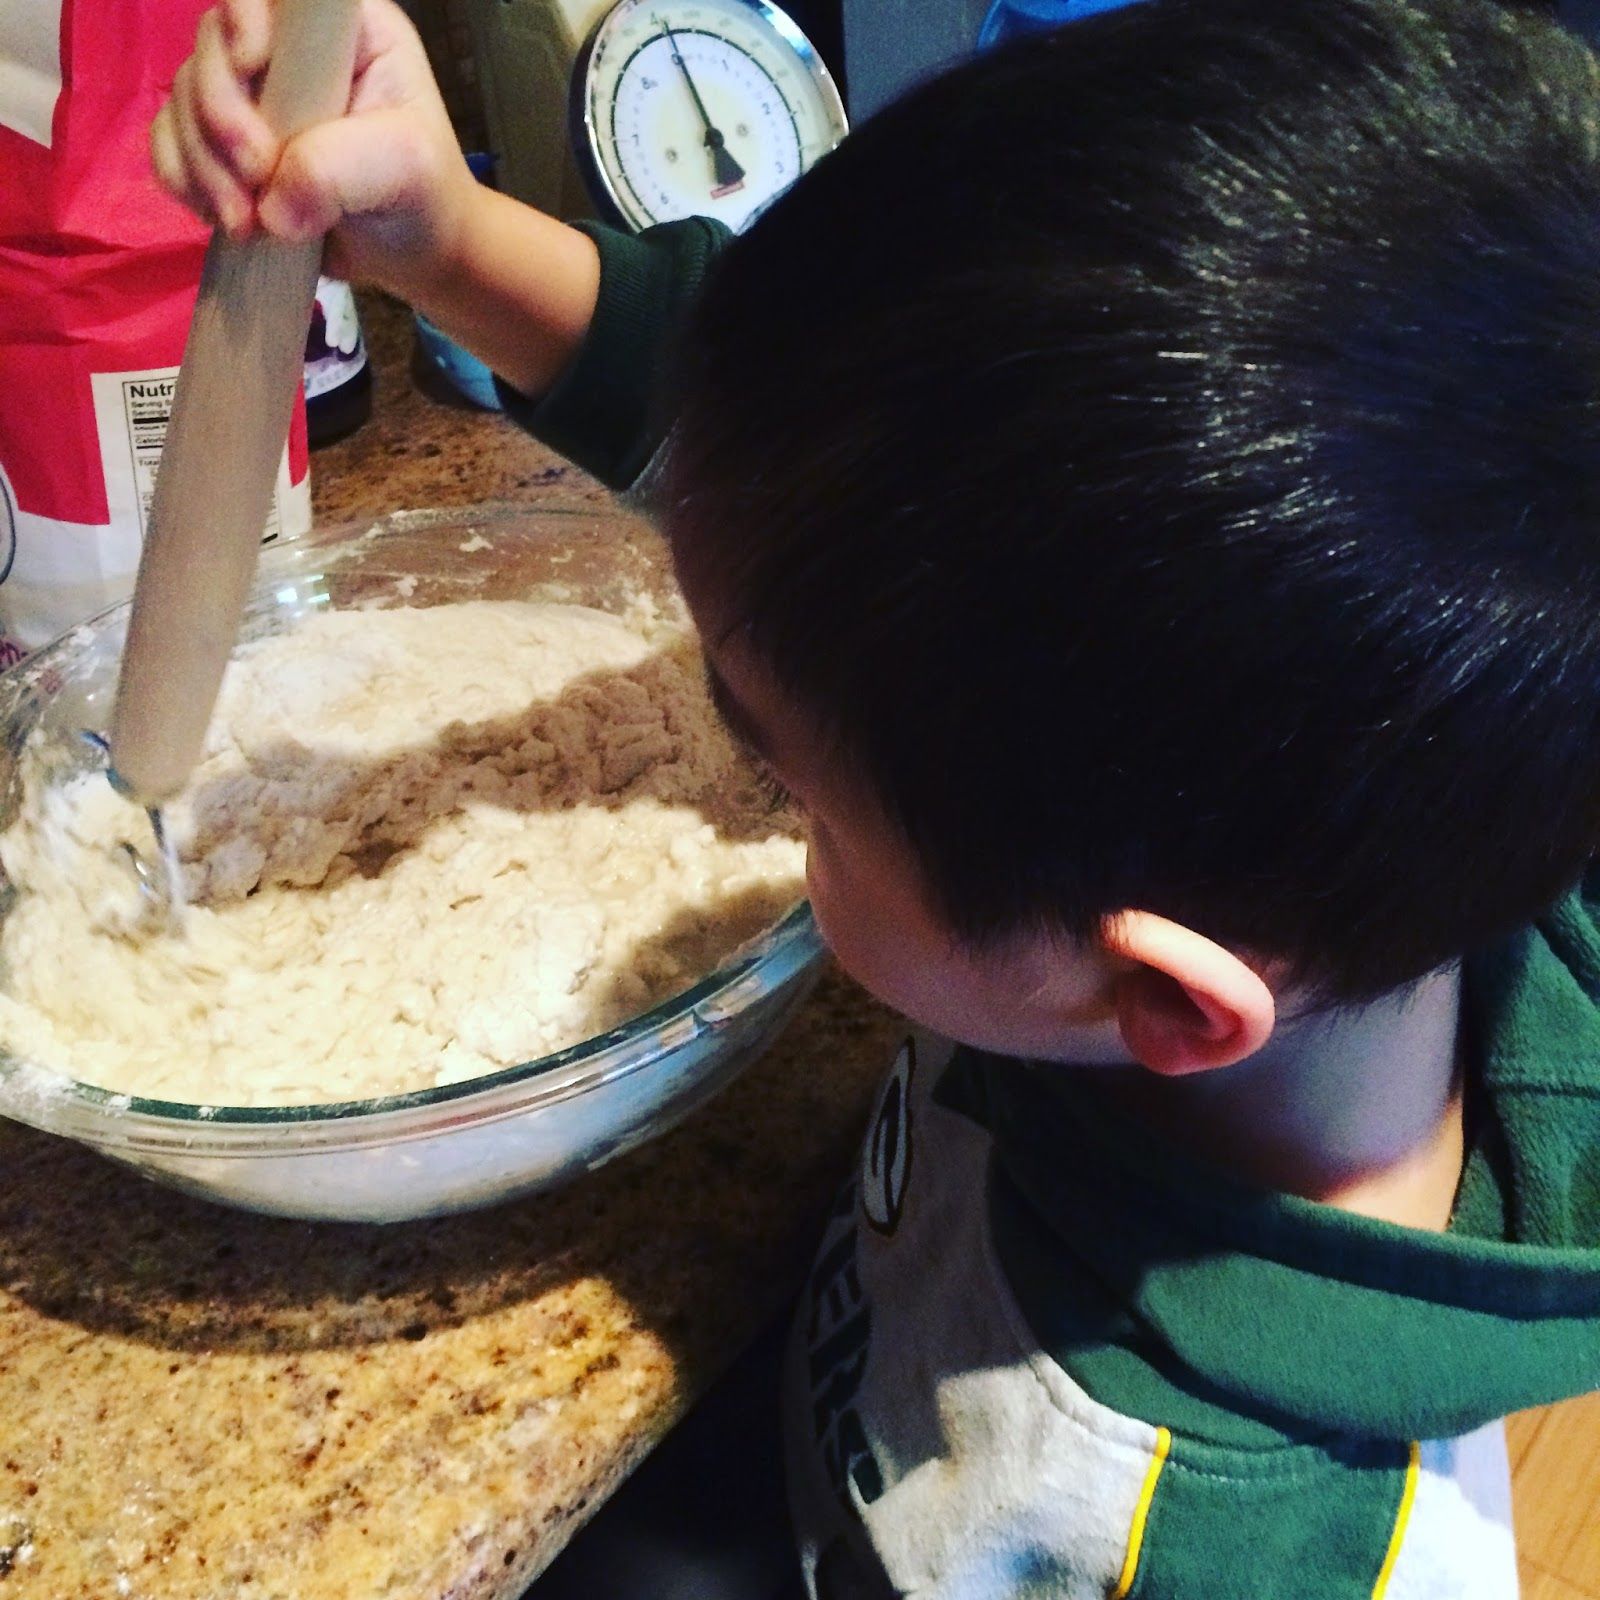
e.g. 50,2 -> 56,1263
1371,1440 -> 1422,1600
1110,1425 -> 1172,1599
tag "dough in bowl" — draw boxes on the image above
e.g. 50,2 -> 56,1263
0,596 -> 806,1106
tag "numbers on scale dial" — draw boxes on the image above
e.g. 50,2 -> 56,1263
583,0 -> 845,234
613,29 -> 798,224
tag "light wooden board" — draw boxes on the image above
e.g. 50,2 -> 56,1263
1510,1392 -> 1600,1598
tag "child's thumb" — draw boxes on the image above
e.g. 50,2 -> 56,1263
257,108 -> 435,243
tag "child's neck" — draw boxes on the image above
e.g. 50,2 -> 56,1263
1088,966 -> 1466,1231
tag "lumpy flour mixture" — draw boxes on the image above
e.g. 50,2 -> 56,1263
0,598 -> 805,1106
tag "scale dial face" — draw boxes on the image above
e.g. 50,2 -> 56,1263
574,0 -> 848,234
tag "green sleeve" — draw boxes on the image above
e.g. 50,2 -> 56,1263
495,216 -> 733,492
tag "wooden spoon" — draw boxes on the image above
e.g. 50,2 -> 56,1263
108,0 -> 361,804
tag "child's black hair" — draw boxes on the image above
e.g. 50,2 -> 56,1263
664,0 -> 1600,1000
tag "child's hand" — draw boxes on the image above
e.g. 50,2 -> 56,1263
156,0 -> 600,398
151,0 -> 477,300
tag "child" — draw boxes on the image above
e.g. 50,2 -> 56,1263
158,0 -> 1600,1593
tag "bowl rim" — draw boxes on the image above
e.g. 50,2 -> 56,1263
0,503 -> 822,1130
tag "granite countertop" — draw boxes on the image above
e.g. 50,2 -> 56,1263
0,297 -> 902,1599
306,297 -> 613,524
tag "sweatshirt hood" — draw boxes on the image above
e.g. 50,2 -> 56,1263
962,885 -> 1600,1443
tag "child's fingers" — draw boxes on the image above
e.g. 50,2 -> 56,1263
150,101 -> 221,226
351,0 -> 429,83
217,0 -> 274,79
345,0 -> 438,121
169,58 -> 254,234
256,106 -> 433,243
190,8 -> 278,185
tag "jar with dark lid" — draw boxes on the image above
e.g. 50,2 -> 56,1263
304,277 -> 373,448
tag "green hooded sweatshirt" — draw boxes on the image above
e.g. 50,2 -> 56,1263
516,218 -> 1600,1599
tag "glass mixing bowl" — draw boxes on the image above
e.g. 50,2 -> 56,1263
0,506 -> 824,1222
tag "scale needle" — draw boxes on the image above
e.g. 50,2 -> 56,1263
655,16 -> 746,194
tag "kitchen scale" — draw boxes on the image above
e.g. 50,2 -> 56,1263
571,0 -> 849,233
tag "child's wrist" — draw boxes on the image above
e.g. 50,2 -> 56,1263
380,172 -> 487,311
372,184 -> 599,400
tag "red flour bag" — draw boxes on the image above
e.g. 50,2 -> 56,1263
0,0 -> 310,663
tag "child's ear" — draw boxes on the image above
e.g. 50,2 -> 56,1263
1101,911 -> 1276,1076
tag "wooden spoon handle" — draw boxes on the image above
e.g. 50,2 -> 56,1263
109,0 -> 361,803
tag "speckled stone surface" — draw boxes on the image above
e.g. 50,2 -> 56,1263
0,298 -> 904,1599
308,295 -> 613,525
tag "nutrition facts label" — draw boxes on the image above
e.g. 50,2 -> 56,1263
99,368 -> 285,543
